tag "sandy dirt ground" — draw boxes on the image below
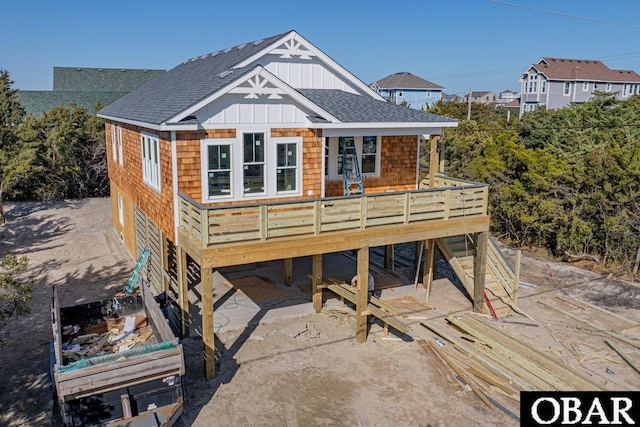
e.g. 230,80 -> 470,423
1,198 -> 639,427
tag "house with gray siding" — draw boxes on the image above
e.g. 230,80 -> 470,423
371,72 -> 444,110
519,57 -> 640,116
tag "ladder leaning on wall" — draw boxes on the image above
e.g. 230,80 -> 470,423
341,137 -> 364,196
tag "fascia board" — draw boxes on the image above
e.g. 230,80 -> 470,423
97,113 -> 201,131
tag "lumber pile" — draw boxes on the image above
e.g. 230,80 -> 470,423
419,313 -> 609,416
61,315 -> 155,363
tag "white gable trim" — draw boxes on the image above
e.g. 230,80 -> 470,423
233,31 -> 386,102
167,66 -> 340,124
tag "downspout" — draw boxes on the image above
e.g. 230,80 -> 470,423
171,131 -> 180,246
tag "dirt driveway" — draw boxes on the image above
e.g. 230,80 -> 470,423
1,198 -> 639,426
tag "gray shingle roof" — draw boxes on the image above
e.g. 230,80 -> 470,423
99,31 -> 290,124
53,67 -> 166,92
372,72 -> 444,90
299,89 -> 455,123
99,31 -> 456,126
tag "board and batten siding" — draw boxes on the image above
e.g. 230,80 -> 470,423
260,57 -> 360,93
199,94 -> 312,125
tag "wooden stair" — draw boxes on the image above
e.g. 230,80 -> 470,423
436,235 -> 515,317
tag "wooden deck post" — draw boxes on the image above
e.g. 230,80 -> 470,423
201,265 -> 215,379
284,258 -> 293,286
177,246 -> 189,338
423,239 -> 437,303
384,244 -> 394,271
356,246 -> 370,343
428,135 -> 440,188
473,232 -> 488,313
312,254 -> 323,313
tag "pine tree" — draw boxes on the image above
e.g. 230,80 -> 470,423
0,70 -> 26,223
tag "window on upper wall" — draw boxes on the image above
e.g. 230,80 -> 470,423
606,83 -> 612,92
528,74 -> 538,93
426,90 -> 432,98
564,82 -> 571,95
362,136 -> 377,174
141,133 -> 160,191
243,132 -> 265,195
541,79 -> 547,94
276,141 -> 298,193
583,82 -> 589,91
205,142 -> 232,198
328,136 -> 380,179
111,124 -> 123,166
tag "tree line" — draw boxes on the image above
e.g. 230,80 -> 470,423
427,94 -> 640,275
2,69 -> 639,274
0,69 -> 108,223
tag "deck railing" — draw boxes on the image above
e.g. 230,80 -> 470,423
179,181 -> 488,247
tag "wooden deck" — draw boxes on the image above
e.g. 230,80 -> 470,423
178,178 -> 489,267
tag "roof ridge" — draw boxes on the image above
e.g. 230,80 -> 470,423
183,30 -> 292,65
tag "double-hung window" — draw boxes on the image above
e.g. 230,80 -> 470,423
583,82 -> 589,91
111,124 -> 123,166
141,133 -> 160,191
564,82 -> 571,96
276,140 -> 298,193
243,133 -> 265,195
206,143 -> 232,198
361,136 -> 377,174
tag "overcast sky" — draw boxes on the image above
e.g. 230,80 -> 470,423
3,0 -> 640,96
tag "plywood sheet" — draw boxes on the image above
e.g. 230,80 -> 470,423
384,295 -> 431,315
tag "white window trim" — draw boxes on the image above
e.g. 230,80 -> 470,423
325,136 -> 381,180
541,79 -> 547,94
111,124 -> 117,162
563,82 -> 571,96
583,82 -> 589,91
241,131 -> 268,198
111,124 -> 123,166
271,137 -> 302,196
606,83 -> 612,92
201,133 -> 303,202
201,138 -> 235,201
141,132 -> 161,192
117,126 -> 123,166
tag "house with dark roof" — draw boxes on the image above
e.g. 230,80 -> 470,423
18,67 -> 165,116
463,91 -> 497,104
370,72 -> 444,109
99,30 -> 512,379
519,57 -> 640,115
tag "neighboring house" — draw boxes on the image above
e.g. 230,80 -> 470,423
519,57 -> 640,115
98,30 -> 500,379
370,72 -> 444,109
464,91 -> 497,104
497,90 -> 519,106
18,67 -> 165,116
441,93 -> 464,104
